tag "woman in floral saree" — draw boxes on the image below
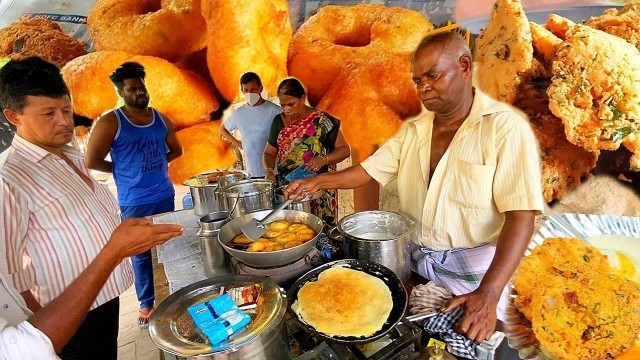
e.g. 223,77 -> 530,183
263,78 -> 350,226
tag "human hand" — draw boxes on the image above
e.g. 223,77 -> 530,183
442,287 -> 500,342
265,169 -> 276,183
107,218 -> 184,259
284,177 -> 321,200
306,156 -> 326,172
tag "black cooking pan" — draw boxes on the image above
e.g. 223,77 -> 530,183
287,259 -> 408,345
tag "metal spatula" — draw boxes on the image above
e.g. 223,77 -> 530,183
241,199 -> 293,240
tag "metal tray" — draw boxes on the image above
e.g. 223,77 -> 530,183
504,213 -> 640,360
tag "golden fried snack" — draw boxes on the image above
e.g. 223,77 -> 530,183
246,241 -> 265,252
513,84 -> 598,202
61,51 -> 220,128
284,240 -> 303,249
274,233 -> 296,244
0,18 -> 87,67
586,3 -> 640,51
475,0 -> 533,104
529,22 -> 561,64
264,229 -> 285,239
87,0 -> 206,61
287,224 -> 310,232
201,0 -> 292,102
545,14 -> 576,40
288,4 -> 432,104
296,229 -> 316,242
514,237 -> 610,319
514,238 -> 640,360
546,22 -> 640,169
231,234 -> 252,245
267,220 -> 291,231
264,242 -> 284,252
318,53 -> 421,161
168,121 -> 236,184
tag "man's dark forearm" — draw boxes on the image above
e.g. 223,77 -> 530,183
86,160 -> 112,173
316,165 -> 374,190
167,150 -> 182,163
478,210 -> 535,295
28,246 -> 121,353
20,290 -> 42,313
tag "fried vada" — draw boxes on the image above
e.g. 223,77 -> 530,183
61,51 -> 220,128
545,20 -> 640,169
87,0 -> 206,61
288,4 -> 432,104
168,121 -> 236,184
513,84 -> 598,202
475,0 -> 533,104
201,0 -> 292,102
514,238 -> 640,360
0,18 -> 87,67
586,3 -> 640,52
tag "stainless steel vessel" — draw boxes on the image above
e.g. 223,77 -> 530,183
221,180 -> 274,218
218,209 -> 324,268
274,189 -> 324,214
184,170 -> 251,216
198,212 -> 232,278
331,211 -> 414,282
149,275 -> 288,360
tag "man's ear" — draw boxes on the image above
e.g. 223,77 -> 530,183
459,54 -> 473,78
2,108 -> 20,127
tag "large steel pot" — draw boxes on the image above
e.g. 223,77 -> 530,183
274,189 -> 324,215
222,180 -> 274,218
330,211 -> 413,282
218,209 -> 324,268
184,170 -> 251,216
149,275 -> 288,360
198,212 -> 232,278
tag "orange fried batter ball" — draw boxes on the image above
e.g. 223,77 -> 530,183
318,53 -> 423,161
0,18 -> 87,67
201,0 -> 292,102
168,121 -> 237,184
61,51 -> 220,129
288,4 -> 433,104
87,0 -> 206,61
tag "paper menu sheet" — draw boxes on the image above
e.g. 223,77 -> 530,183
153,209 -> 202,264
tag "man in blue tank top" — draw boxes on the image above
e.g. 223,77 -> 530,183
85,62 -> 183,328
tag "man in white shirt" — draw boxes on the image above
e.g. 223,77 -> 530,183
0,218 -> 184,360
286,32 -> 544,342
0,57 -> 135,358
220,72 -> 282,177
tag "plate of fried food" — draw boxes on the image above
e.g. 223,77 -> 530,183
218,209 -> 324,268
469,0 -> 640,204
506,213 -> 640,360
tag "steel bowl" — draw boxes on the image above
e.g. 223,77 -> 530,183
218,209 -> 324,268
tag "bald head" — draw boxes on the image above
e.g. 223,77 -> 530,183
412,31 -> 472,65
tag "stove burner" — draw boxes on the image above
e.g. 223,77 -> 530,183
230,248 -> 324,287
328,319 -> 422,360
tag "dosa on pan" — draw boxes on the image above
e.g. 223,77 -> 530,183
292,267 -> 393,337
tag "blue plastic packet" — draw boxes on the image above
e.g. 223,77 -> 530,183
284,164 -> 317,183
187,293 -> 251,345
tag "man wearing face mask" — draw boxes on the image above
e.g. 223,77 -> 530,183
85,61 -> 183,328
220,72 -> 282,177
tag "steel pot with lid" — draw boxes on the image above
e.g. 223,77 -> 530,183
274,188 -> 324,214
222,179 -> 274,218
149,275 -> 288,360
330,211 -> 414,282
197,212 -> 232,278
184,170 -> 251,216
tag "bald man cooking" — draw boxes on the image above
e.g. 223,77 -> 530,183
285,31 -> 544,342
